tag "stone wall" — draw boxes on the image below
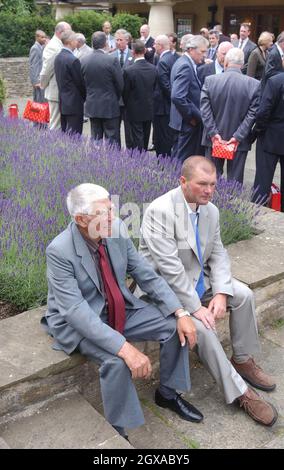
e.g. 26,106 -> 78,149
0,57 -> 33,98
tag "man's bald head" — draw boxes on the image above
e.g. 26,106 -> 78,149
181,156 -> 216,181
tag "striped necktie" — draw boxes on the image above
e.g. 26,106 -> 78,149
190,212 -> 206,299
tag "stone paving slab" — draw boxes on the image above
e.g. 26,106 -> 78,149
126,329 -> 284,449
0,392 -> 132,449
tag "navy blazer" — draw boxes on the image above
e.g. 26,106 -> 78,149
154,50 -> 179,116
263,44 -> 284,84
256,73 -> 284,155
54,48 -> 86,115
123,59 -> 157,121
144,36 -> 155,63
198,61 -> 216,87
169,54 -> 202,132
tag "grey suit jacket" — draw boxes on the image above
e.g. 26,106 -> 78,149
139,186 -> 233,314
200,67 -> 260,150
29,42 -> 43,85
242,39 -> 257,74
42,219 -> 182,355
81,50 -> 123,118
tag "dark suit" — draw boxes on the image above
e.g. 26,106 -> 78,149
200,67 -> 260,183
54,48 -> 86,135
241,39 -> 257,74
144,36 -> 155,63
218,33 -> 230,44
123,59 -> 157,151
153,51 -> 179,157
29,41 -> 45,103
253,73 -> 284,211
42,218 -> 190,430
198,60 -> 216,87
81,50 -> 123,144
263,44 -> 284,85
110,48 -> 133,148
170,54 -> 203,162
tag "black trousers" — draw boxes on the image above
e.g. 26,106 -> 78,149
153,114 -> 173,157
253,137 -> 284,211
61,114 -> 83,135
90,117 -> 120,146
171,124 -> 203,162
129,120 -> 151,152
205,147 -> 248,185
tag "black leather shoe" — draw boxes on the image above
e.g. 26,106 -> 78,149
155,389 -> 203,423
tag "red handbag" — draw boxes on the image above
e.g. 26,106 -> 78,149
23,100 -> 50,124
212,140 -> 238,160
269,183 -> 281,211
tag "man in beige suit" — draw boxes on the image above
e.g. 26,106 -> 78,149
40,21 -> 71,130
139,156 -> 278,427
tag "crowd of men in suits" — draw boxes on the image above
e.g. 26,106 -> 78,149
29,20 -> 284,211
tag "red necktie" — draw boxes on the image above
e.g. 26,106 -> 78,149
98,244 -> 126,334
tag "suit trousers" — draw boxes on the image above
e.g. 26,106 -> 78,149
33,86 -> 46,104
90,117 -> 120,146
130,120 -> 151,152
205,147 -> 248,185
48,100 -> 61,131
61,114 -> 84,135
119,106 -> 132,149
193,278 -> 260,403
253,137 -> 284,211
153,114 -> 173,157
171,124 -> 203,162
78,304 -> 190,429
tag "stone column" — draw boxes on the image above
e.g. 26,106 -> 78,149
147,1 -> 175,37
55,3 -> 75,21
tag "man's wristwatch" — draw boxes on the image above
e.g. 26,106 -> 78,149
175,310 -> 191,319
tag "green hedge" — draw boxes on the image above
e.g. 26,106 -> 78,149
0,11 -> 145,58
64,11 -> 145,46
0,12 -> 55,57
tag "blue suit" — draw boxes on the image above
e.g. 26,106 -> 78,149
170,55 -> 203,161
153,51 -> 178,157
42,219 -> 190,429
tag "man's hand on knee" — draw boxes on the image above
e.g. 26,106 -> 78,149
192,306 -> 216,330
176,316 -> 197,350
117,341 -> 152,380
207,293 -> 227,320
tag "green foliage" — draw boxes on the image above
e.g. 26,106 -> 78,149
0,0 -> 35,15
0,75 -> 6,103
111,12 -> 145,39
63,10 -> 111,47
0,13 -> 55,57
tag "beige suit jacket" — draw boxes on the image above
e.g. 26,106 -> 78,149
40,35 -> 63,102
139,186 -> 233,313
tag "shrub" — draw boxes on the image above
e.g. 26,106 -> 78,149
0,75 -> 6,104
0,117 -> 262,310
0,12 -> 55,57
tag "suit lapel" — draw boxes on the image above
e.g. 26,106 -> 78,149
71,222 -> 101,292
173,187 -> 209,263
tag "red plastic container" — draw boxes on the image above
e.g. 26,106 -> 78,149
8,103 -> 19,119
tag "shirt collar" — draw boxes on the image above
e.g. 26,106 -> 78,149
160,49 -> 170,58
184,52 -> 197,73
134,57 -> 145,62
62,46 -> 74,55
215,59 -> 224,74
182,192 -> 200,216
276,43 -> 284,58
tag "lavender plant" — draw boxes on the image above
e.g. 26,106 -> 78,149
0,117 -> 262,310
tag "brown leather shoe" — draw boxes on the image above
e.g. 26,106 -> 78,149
231,357 -> 276,392
238,387 -> 278,426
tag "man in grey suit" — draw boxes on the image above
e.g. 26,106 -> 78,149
238,23 -> 256,74
74,33 -> 92,61
140,156 -> 278,427
42,183 -> 203,439
200,48 -> 260,184
81,32 -> 123,145
29,29 -> 47,103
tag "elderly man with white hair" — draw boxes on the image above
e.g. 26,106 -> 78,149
41,183 -> 203,441
170,35 -> 208,162
75,33 -> 92,61
200,47 -> 260,183
40,21 -> 72,130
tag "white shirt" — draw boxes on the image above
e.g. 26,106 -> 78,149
238,37 -> 249,50
276,43 -> 284,59
215,59 -> 224,74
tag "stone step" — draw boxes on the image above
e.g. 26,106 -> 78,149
0,392 -> 132,449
